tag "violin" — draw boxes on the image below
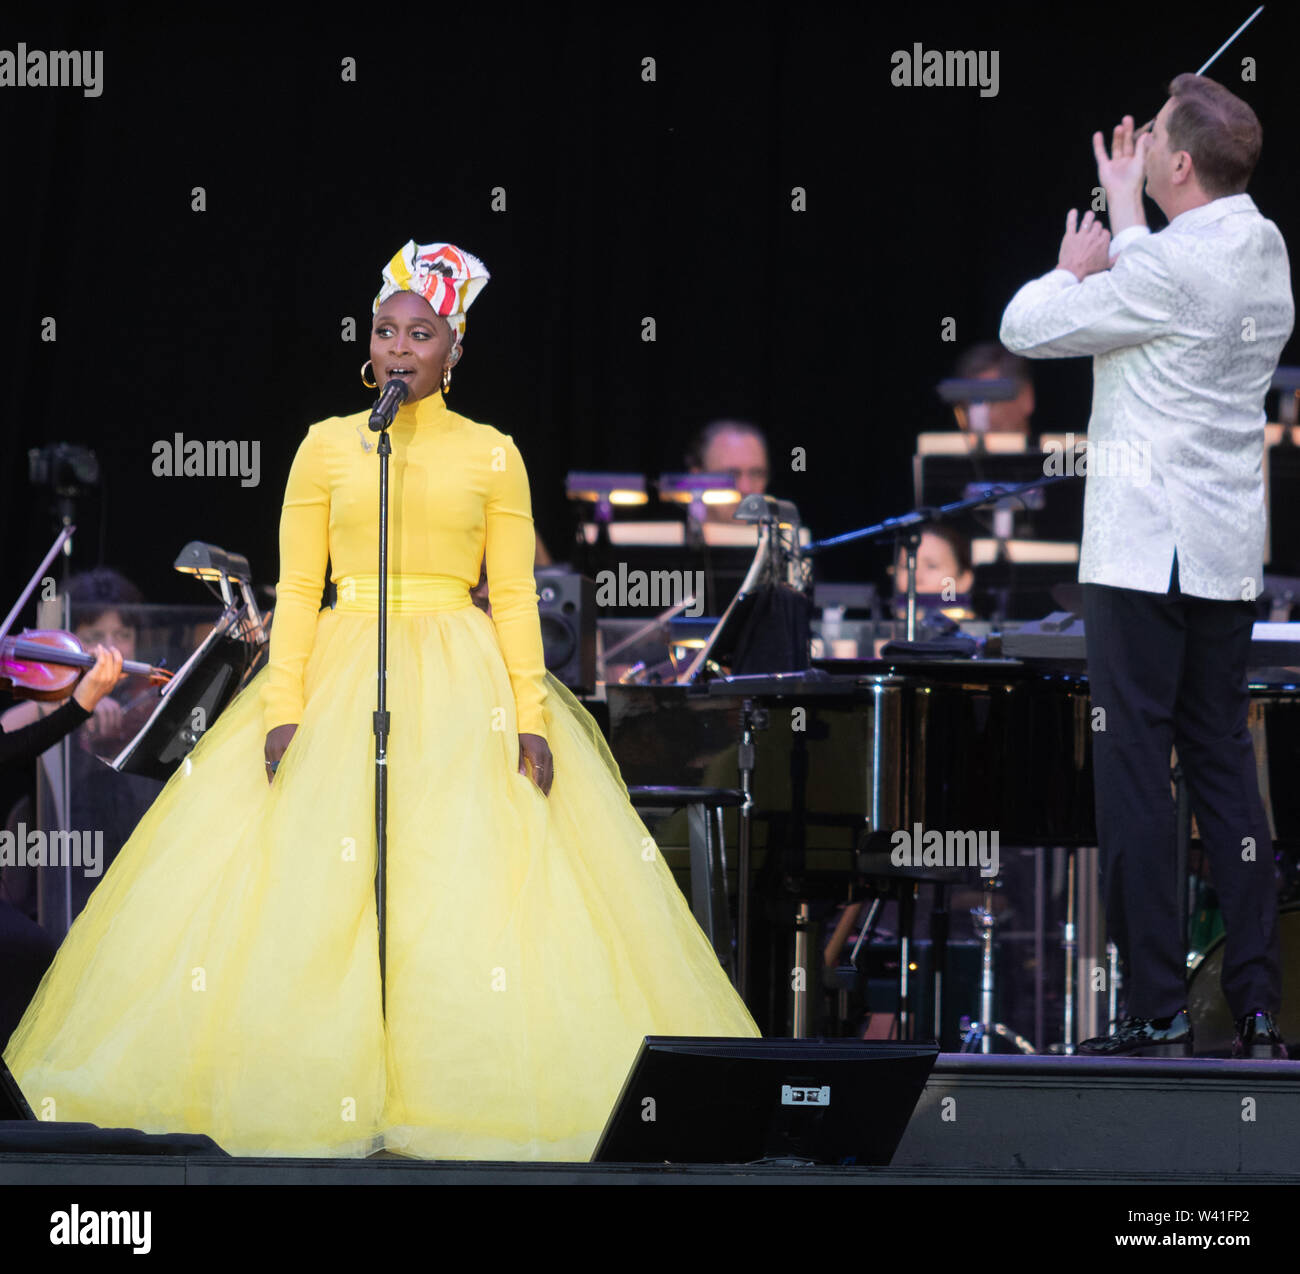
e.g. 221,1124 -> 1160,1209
1,628 -> 173,702
1,527 -> 173,706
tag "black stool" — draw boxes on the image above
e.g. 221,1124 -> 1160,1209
627,785 -> 742,980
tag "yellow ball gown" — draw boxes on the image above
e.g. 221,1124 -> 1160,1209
3,391 -> 760,1160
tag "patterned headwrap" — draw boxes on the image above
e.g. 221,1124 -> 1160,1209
372,241 -> 490,346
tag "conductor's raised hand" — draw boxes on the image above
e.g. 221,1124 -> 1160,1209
1058,208 -> 1112,283
518,732 -> 553,797
1092,114 -> 1150,202
265,724 -> 297,784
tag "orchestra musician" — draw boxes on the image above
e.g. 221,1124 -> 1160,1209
950,342 -> 1036,441
0,569 -> 164,928
0,643 -> 123,1048
686,419 -> 771,522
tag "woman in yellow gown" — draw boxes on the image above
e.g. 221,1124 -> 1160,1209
3,240 -> 760,1160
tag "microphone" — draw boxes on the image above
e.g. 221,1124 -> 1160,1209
368,378 -> 410,432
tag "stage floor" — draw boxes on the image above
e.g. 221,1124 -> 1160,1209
4,1052 -> 1299,1185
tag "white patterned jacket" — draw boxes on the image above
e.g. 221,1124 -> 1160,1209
1001,193 -> 1294,600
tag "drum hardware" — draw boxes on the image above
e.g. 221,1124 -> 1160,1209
959,878 -> 1036,1054
1064,844 -> 1109,1047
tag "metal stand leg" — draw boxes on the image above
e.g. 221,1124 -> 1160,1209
931,883 -> 949,1043
960,878 -> 1037,1054
791,902 -> 811,1038
1062,848 -> 1077,1054
712,803 -> 736,981
686,802 -> 713,942
898,884 -> 916,1040
1107,939 -> 1121,1027
736,700 -> 762,1003
845,895 -> 886,1037
1174,758 -> 1191,963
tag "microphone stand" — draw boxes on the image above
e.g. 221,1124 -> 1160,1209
368,379 -> 408,1017
374,421 -> 392,1016
807,472 -> 1080,641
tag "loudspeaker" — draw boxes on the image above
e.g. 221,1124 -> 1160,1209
536,571 -> 596,693
592,1036 -> 938,1165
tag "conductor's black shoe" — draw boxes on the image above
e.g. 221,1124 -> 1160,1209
1077,1009 -> 1193,1057
1232,1011 -> 1289,1060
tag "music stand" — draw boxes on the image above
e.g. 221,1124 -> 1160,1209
678,494 -> 811,684
110,542 -> 267,780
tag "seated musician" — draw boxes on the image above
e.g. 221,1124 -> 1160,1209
0,567 -> 143,759
890,524 -> 976,631
685,419 -> 771,522
1,642 -> 124,1045
1,567 -> 161,925
951,342 -> 1037,442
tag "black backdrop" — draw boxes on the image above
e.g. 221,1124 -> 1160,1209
2,1 -> 1297,610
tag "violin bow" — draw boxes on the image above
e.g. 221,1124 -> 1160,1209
0,525 -> 76,645
1135,5 -> 1264,135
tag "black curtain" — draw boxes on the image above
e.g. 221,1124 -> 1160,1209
2,3 -> 1296,618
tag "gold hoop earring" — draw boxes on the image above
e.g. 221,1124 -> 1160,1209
360,359 -> 377,389
442,365 -> 452,394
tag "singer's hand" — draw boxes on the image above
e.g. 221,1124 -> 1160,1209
1058,208 -> 1112,282
265,724 -> 297,784
518,733 -> 553,796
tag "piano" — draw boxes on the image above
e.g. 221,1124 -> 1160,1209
604,626 -> 1300,1039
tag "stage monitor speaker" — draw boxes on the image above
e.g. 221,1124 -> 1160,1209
591,1036 -> 938,1165
537,571 -> 596,694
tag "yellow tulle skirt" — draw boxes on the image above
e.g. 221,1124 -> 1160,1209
3,575 -> 759,1160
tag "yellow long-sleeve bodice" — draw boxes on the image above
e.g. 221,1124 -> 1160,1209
261,390 -> 548,737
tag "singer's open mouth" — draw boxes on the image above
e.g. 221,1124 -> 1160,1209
387,368 -> 415,377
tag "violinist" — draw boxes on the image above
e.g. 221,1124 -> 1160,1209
1,568 -> 166,928
0,644 -> 124,767
0,642 -> 124,1045
1,569 -> 143,759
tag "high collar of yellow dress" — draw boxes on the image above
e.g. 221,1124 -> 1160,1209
390,388 -> 454,431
